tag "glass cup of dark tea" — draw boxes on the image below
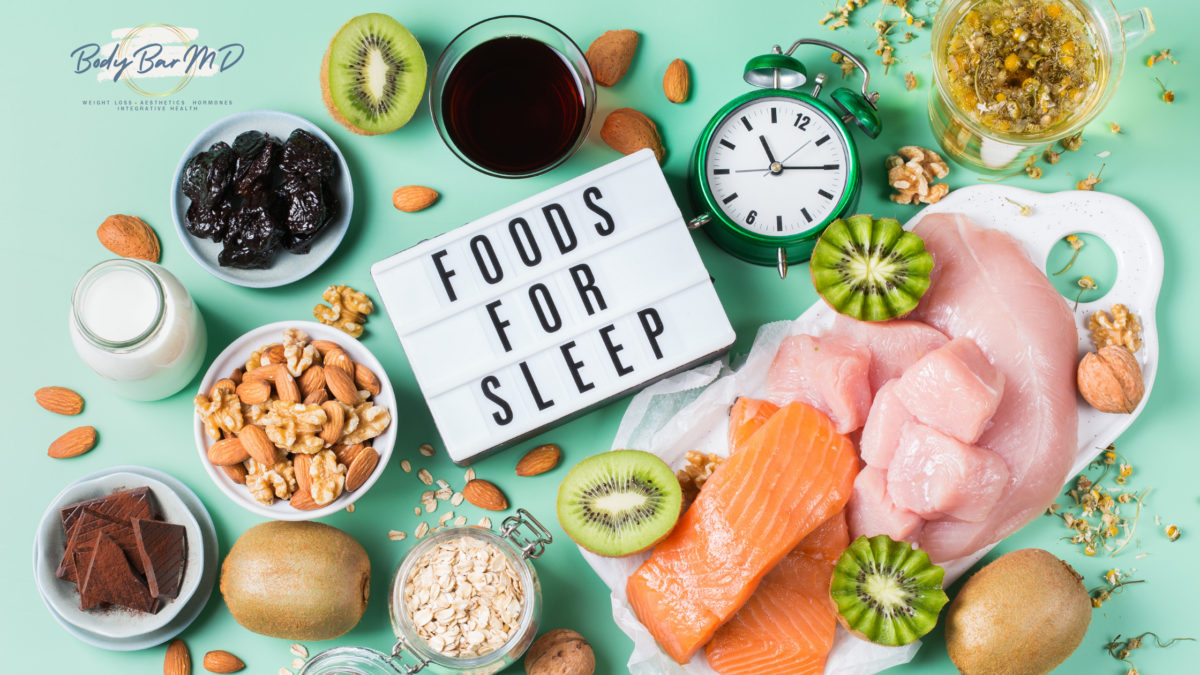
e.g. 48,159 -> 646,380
431,16 -> 596,178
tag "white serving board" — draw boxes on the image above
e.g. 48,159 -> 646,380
583,184 -> 1163,675
372,150 -> 736,465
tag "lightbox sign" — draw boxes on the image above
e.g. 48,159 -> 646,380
371,150 -> 735,465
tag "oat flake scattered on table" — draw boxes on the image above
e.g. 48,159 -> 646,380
404,536 -> 525,659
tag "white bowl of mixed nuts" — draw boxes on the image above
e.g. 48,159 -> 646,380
193,319 -> 396,520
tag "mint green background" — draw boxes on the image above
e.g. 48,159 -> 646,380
2,1 -> 1197,672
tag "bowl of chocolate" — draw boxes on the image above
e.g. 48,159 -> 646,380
35,474 -> 202,638
170,110 -> 354,288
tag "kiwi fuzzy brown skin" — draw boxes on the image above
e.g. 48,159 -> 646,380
320,41 -> 380,137
944,548 -> 1091,675
220,521 -> 370,640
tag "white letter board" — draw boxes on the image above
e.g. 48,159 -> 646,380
370,150 -> 736,465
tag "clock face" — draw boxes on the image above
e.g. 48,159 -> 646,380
704,97 -> 850,237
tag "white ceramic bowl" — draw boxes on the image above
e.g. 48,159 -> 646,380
170,110 -> 354,288
194,321 -> 396,520
35,472 -> 203,638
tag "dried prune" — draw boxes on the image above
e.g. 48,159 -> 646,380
185,199 -> 233,242
280,129 -> 336,185
182,141 -> 235,208
232,131 -> 283,197
282,181 -> 340,254
218,191 -> 283,269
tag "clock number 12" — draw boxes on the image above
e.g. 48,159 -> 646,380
794,114 -> 811,131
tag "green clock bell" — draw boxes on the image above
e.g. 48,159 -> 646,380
687,39 -> 882,278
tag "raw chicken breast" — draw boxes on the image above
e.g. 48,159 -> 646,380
894,337 -> 1005,444
847,466 -> 924,543
830,315 -> 949,393
887,423 -> 1010,522
859,379 -> 915,469
911,213 -> 1078,561
766,334 -> 872,434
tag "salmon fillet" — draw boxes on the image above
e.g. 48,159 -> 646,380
707,511 -> 850,675
627,402 -> 859,664
728,397 -> 780,455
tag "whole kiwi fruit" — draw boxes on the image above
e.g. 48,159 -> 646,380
945,548 -> 1091,675
220,521 -> 370,640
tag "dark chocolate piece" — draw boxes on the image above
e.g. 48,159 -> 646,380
79,533 -> 159,614
57,508 -> 143,582
133,518 -> 187,599
75,549 -> 103,610
60,486 -> 152,536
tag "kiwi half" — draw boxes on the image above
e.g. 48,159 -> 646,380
557,450 -> 682,558
320,14 -> 427,136
829,534 -> 948,646
810,214 -> 934,322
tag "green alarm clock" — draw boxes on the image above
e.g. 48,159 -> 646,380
687,39 -> 882,278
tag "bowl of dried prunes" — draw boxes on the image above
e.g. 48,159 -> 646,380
170,110 -> 354,287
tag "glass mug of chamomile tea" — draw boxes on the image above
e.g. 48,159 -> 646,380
928,0 -> 1153,174
430,16 -> 596,178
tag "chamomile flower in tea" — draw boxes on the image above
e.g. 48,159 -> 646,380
944,0 -> 1099,135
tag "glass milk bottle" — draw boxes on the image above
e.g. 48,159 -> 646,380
69,259 -> 207,401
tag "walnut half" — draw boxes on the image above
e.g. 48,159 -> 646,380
886,146 -> 951,205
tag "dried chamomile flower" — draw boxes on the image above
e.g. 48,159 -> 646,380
904,72 -> 917,91
1166,524 -> 1181,541
1053,235 -> 1085,275
1147,48 -> 1173,67
1005,197 -> 1032,217
1090,304 -> 1142,353
1063,132 -> 1084,152
820,0 -> 868,30
1109,122 -> 1124,134
887,146 -> 951,205
1043,144 -> 1061,164
1074,276 -> 1097,310
1077,164 -> 1105,191
1155,78 -> 1174,103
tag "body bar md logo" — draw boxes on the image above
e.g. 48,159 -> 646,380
71,23 -> 244,97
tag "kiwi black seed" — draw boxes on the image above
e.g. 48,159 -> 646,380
556,449 -> 683,558
829,534 -> 949,646
320,13 -> 426,136
810,214 -> 934,322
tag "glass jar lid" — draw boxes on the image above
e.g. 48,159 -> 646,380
71,259 -> 165,351
297,646 -> 405,675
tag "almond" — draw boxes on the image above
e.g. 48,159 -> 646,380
208,438 -> 250,466
663,58 -> 689,103
463,479 -> 508,511
98,214 -> 160,263
261,344 -> 286,366
1078,346 -> 1144,414
221,463 -> 248,485
586,29 -> 639,87
235,380 -> 271,406
294,453 -> 312,494
290,487 -> 321,511
244,363 -> 286,383
393,185 -> 439,212
333,442 -> 365,467
324,349 -> 355,376
35,387 -> 84,415
164,638 -> 190,675
237,424 -> 277,466
325,363 -> 359,404
210,379 -> 237,399
275,371 -> 301,403
320,400 -> 345,446
516,444 -> 562,477
601,108 -> 665,164
202,650 -> 244,673
345,446 -> 380,491
304,388 -> 329,406
229,367 -> 244,385
299,365 -> 326,398
354,362 -> 382,397
48,426 -> 97,459
309,340 -> 344,356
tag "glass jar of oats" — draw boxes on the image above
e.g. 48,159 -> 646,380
298,509 -> 553,675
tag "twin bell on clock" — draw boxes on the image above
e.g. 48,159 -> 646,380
687,39 -> 882,278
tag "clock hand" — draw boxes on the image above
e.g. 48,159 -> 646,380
779,164 -> 841,170
758,135 -> 778,165
764,139 -> 813,176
